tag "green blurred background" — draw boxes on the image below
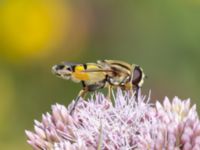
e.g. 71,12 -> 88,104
0,0 -> 200,149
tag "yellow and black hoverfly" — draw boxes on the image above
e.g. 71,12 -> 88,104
52,60 -> 146,114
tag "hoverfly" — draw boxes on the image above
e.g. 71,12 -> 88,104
52,60 -> 146,114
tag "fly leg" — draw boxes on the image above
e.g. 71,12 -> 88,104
106,85 -> 112,101
69,89 -> 87,115
135,86 -> 140,100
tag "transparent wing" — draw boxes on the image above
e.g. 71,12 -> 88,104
97,60 -> 132,75
81,69 -> 113,73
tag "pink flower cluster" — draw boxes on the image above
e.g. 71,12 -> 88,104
26,90 -> 200,150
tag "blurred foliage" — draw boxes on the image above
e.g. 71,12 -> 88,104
0,0 -> 200,149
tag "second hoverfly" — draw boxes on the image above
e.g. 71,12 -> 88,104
52,60 -> 146,114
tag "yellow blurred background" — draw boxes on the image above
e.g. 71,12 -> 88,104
0,0 -> 200,149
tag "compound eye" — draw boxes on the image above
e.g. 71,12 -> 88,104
132,66 -> 142,85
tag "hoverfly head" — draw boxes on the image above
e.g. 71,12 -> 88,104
52,63 -> 73,80
132,65 -> 145,88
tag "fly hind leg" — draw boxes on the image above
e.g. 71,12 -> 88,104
69,89 -> 87,115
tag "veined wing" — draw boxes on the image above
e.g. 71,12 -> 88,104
81,69 -> 113,73
97,60 -> 132,75
98,60 -> 132,69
